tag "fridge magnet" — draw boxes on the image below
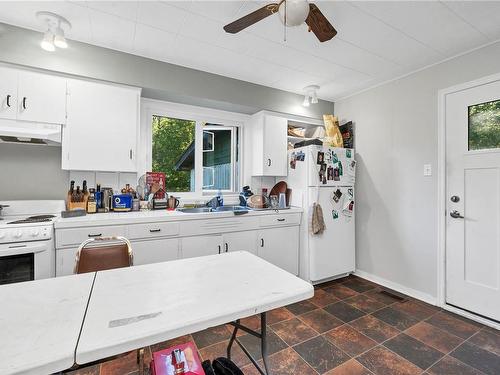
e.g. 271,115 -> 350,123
342,200 -> 354,217
317,151 -> 325,164
320,163 -> 327,172
338,160 -> 343,176
348,160 -> 356,175
332,209 -> 339,219
331,189 -> 343,204
327,166 -> 334,180
346,149 -> 352,158
347,188 -> 353,199
332,153 -> 339,163
318,170 -> 324,182
296,151 -> 305,161
333,168 -> 340,181
290,158 -> 296,169
322,175 -> 327,184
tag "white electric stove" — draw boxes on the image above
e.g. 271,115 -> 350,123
0,200 -> 65,285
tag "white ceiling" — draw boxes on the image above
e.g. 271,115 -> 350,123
0,1 -> 499,101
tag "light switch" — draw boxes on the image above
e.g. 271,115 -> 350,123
423,164 -> 432,176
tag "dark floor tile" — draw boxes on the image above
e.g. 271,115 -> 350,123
384,333 -> 444,370
199,339 -> 250,369
241,347 -> 317,375
150,334 -> 194,353
237,330 -> 288,361
285,300 -> 317,315
324,301 -> 366,322
343,278 -> 377,293
309,288 -> 341,307
324,324 -> 377,356
426,355 -> 484,375
468,329 -> 500,356
450,341 -> 500,375
325,359 -> 372,375
350,315 -> 400,343
266,307 -> 295,325
99,351 -> 139,375
293,335 -> 350,374
372,307 -> 419,330
364,289 -> 406,305
345,294 -> 386,313
392,300 -> 440,321
191,325 -> 231,349
357,346 -> 421,375
405,322 -> 464,354
229,315 -> 261,337
64,364 -> 100,375
324,284 -> 360,300
271,318 -> 318,346
427,311 -> 481,340
299,308 -> 344,333
483,326 -> 500,337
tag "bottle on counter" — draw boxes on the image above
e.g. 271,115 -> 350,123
95,184 -> 102,209
216,189 -> 223,207
87,188 -> 97,214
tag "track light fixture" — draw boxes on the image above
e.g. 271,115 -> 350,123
302,85 -> 320,107
36,11 -> 71,52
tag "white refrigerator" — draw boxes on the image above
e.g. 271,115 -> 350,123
286,145 -> 355,283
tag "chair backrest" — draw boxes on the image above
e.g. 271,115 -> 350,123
74,236 -> 133,274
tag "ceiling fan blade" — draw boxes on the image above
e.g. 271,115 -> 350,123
224,3 -> 278,34
305,3 -> 337,42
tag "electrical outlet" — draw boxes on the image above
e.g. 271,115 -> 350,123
423,164 -> 432,176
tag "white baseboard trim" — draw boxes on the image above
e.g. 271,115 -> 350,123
354,270 -> 437,306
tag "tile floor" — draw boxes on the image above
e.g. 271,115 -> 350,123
65,275 -> 500,375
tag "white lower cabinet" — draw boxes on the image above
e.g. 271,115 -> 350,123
131,238 -> 179,265
258,227 -> 299,275
222,231 -> 257,254
56,248 -> 79,277
181,235 -> 223,259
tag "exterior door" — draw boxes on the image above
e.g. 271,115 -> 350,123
445,77 -> 500,321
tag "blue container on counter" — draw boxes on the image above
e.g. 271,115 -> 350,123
112,194 -> 133,212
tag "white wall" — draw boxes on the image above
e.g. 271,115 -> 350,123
335,41 -> 500,300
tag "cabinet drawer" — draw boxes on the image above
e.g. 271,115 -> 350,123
259,213 -> 300,227
56,225 -> 126,248
128,222 -> 180,240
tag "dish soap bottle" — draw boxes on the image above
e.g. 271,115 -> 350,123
217,189 -> 223,207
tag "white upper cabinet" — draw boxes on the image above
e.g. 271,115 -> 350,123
250,112 -> 288,176
62,79 -> 140,172
0,67 -> 18,121
17,71 -> 67,124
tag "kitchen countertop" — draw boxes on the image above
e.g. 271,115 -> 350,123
54,206 -> 303,229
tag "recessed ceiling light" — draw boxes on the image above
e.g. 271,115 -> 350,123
36,11 -> 71,51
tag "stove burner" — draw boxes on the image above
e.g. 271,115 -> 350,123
7,215 -> 56,225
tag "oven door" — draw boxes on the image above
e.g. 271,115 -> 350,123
0,242 -> 51,285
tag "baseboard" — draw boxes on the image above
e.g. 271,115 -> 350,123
354,269 -> 437,306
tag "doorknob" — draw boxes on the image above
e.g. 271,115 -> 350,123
450,210 -> 464,219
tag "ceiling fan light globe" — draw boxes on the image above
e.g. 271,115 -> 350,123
278,0 -> 310,27
53,26 -> 68,48
302,95 -> 310,107
40,31 -> 55,52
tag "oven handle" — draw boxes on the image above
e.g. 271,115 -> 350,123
0,243 -> 48,257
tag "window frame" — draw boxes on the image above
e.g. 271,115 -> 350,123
140,99 -> 246,200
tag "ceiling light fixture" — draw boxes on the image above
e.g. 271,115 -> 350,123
36,11 -> 71,51
278,0 -> 310,27
302,85 -> 320,107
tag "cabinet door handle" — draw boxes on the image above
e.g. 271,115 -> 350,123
22,97 -> 27,110
277,218 -> 285,222
129,149 -> 133,159
149,229 -> 161,233
88,233 -> 102,238
6,95 -> 11,107
267,158 -> 272,167
225,243 -> 228,252
218,245 -> 221,254
260,238 -> 264,247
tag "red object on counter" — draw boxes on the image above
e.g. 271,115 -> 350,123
150,341 -> 204,375
147,172 -> 166,199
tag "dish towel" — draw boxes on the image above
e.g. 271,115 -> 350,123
312,202 -> 326,234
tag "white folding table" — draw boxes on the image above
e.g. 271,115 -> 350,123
76,251 -> 313,375
0,273 -> 95,375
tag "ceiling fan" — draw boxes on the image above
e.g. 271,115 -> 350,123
223,0 -> 337,42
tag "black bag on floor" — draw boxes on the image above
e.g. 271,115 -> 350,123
212,357 -> 244,375
202,359 -> 216,375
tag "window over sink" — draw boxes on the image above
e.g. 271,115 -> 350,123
142,100 -> 242,197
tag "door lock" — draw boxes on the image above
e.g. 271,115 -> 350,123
450,195 -> 460,203
450,210 -> 464,219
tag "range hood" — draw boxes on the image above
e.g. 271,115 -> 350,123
0,119 -> 62,146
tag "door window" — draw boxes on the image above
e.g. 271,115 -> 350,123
468,99 -> 500,150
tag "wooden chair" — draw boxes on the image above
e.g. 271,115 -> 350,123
74,236 -> 144,374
